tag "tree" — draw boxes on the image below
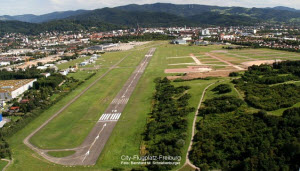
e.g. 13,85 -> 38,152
212,84 -> 232,94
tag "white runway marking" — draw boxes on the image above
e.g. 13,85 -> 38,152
103,114 -> 111,120
99,114 -> 108,121
115,114 -> 121,120
111,114 -> 117,120
111,98 -> 129,104
98,113 -> 122,122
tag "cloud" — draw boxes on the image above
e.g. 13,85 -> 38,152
0,0 -> 300,15
49,0 -> 64,5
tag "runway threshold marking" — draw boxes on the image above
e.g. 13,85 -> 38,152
98,113 -> 122,122
112,98 -> 129,104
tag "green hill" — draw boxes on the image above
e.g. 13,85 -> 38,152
1,3 -> 300,35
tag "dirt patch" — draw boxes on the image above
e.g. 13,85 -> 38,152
242,60 -> 282,67
201,61 -> 222,63
211,50 -> 228,53
167,65 -> 243,80
17,55 -> 60,69
165,66 -> 212,73
168,70 -> 238,80
105,42 -> 150,51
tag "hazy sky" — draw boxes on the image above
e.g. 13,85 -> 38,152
0,0 -> 299,15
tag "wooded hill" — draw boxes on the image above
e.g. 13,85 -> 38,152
1,3 -> 300,35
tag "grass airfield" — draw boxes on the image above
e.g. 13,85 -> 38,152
6,42 -> 300,171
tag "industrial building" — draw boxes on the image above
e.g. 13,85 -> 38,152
79,61 -> 89,66
0,62 -> 10,66
172,39 -> 187,45
59,70 -> 69,76
0,79 -> 37,101
87,43 -> 119,52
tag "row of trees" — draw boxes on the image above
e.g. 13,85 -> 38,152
111,33 -> 175,43
33,74 -> 65,89
143,78 -> 194,170
212,84 -> 232,94
0,137 -> 11,159
0,67 -> 49,80
228,40 -> 300,53
199,95 -> 244,116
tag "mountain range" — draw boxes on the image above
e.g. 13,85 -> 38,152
0,10 -> 88,23
1,3 -> 300,35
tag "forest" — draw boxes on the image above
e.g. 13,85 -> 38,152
190,110 -> 300,170
142,78 -> 194,171
190,61 -> 300,170
233,62 -> 300,111
0,20 -> 125,36
0,67 -> 48,80
212,84 -> 232,94
199,96 -> 244,116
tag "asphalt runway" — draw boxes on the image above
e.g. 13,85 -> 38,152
24,48 -> 156,166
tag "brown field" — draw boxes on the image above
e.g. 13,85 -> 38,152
165,46 -> 300,79
242,60 -> 283,67
17,55 -> 60,69
165,66 -> 212,73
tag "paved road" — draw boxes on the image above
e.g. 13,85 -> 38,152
24,48 -> 156,166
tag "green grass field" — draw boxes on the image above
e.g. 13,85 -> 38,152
30,45 -> 153,149
197,58 -> 219,62
57,56 -> 90,70
178,164 -> 196,171
30,68 -> 136,149
203,61 -> 228,65
207,48 -> 300,66
6,42 -> 300,171
47,151 -> 76,158
68,71 -> 96,81
6,42 -> 158,171
166,57 -> 196,64
0,160 -> 8,170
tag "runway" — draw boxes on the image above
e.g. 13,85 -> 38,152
23,48 -> 156,166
